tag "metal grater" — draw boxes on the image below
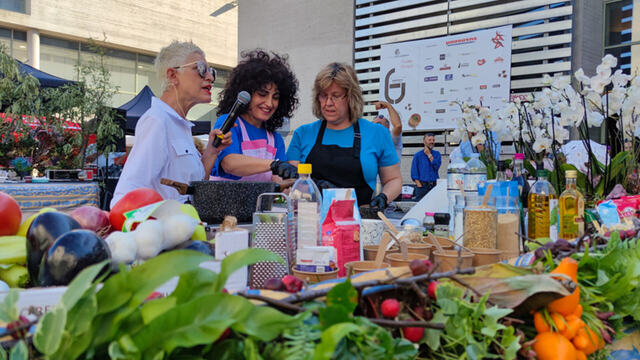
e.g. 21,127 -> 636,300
250,193 -> 293,289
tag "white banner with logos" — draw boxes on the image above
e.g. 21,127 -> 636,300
379,25 -> 513,130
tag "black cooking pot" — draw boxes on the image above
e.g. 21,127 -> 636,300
161,178 -> 276,224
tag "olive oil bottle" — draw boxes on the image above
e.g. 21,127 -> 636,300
559,170 -> 584,239
528,167 -> 558,240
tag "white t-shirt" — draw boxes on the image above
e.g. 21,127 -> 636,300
111,97 -> 204,207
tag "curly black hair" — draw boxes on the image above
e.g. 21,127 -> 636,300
217,49 -> 299,133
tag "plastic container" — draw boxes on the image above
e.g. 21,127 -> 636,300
290,164 -> 323,248
453,194 -> 465,245
433,213 -> 450,238
496,196 -> 520,260
463,153 -> 487,203
447,153 -> 466,236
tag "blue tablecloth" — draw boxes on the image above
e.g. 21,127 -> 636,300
0,182 -> 99,211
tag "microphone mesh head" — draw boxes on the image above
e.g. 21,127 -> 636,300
237,91 -> 251,105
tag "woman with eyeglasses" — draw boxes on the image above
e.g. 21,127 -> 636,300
111,41 -> 231,206
287,62 -> 402,209
210,50 -> 299,183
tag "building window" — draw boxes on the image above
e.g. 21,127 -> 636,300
0,27 -> 27,62
0,0 -> 27,14
604,0 -> 639,74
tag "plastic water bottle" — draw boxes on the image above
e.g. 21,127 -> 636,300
463,153 -> 487,204
290,164 -> 323,248
447,153 -> 466,238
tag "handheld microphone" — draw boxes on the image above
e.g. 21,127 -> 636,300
212,90 -> 251,147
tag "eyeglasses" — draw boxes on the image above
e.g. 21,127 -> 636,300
318,93 -> 347,103
173,60 -> 217,82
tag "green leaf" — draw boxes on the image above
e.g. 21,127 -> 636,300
312,323 -> 361,360
33,306 -> 67,355
140,297 -> 177,325
232,306 -> 301,342
60,260 -> 107,310
133,293 -> 253,354
0,289 -> 19,322
425,310 -> 447,351
318,305 -> 351,330
97,250 -> 211,315
8,341 -> 27,360
66,293 -> 97,336
108,335 -> 141,360
214,248 -> 284,292
500,326 -> 521,360
91,250 -> 212,346
325,278 -> 358,315
171,267 -> 218,304
242,337 -> 264,360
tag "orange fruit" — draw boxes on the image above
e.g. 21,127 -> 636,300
533,332 -> 577,360
551,257 -> 578,282
534,311 -> 550,333
549,287 -> 580,316
573,326 -> 604,355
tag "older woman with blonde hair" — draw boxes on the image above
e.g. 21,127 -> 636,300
111,40 -> 231,206
287,62 -> 401,209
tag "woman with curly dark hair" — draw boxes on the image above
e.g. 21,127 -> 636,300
210,49 -> 300,182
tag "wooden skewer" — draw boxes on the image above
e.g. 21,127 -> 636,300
377,211 -> 399,235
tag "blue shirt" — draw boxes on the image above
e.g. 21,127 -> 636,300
286,118 -> 399,191
411,149 -> 441,182
210,114 -> 287,179
460,131 -> 501,160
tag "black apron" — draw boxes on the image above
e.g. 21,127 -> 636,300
305,120 -> 373,206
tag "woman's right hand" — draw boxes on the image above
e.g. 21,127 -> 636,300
207,129 -> 233,154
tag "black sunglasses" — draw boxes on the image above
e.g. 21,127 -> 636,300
173,60 -> 217,82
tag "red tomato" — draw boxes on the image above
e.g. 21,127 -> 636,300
109,188 -> 163,231
0,191 -> 21,236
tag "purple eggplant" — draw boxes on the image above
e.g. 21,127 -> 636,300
38,230 -> 111,286
26,212 -> 81,283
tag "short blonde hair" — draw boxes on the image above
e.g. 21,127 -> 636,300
155,41 -> 205,92
312,62 -> 363,124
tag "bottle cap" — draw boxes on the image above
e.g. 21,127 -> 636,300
297,163 -> 312,174
424,212 -> 435,216
565,170 -> 577,178
514,153 -> 524,160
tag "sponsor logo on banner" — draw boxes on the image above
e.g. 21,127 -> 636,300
394,49 -> 400,56
464,86 -> 473,90
494,56 -> 504,63
477,59 -> 486,66
449,88 -> 459,93
424,76 -> 438,82
446,36 -> 477,46
462,73 -> 478,78
437,99 -> 448,103
444,74 -> 453,81
424,101 -> 432,104
490,96 -> 503,100
435,109 -> 446,114
491,31 -> 505,49
439,65 -> 451,71
459,52 -> 471,56
440,88 -> 445,95
458,62 -> 469,68
424,65 -> 434,70
383,68 -> 406,104
439,54 -> 446,60
480,85 -> 487,90
492,84 -> 500,88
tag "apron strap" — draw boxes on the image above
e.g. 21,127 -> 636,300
353,120 -> 361,160
238,117 -> 275,147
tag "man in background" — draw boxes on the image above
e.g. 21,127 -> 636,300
411,133 -> 441,200
372,101 -> 402,161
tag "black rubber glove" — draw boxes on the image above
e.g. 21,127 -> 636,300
270,160 -> 299,179
315,179 -> 336,190
369,192 -> 388,210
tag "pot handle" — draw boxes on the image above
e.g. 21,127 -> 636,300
160,178 -> 190,195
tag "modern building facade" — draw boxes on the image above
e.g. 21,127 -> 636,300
0,0 -> 238,120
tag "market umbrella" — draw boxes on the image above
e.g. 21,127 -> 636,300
560,140 -> 608,174
16,61 -> 76,88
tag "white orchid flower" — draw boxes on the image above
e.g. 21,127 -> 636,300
574,69 -> 591,85
601,54 -> 618,69
586,111 -> 604,127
